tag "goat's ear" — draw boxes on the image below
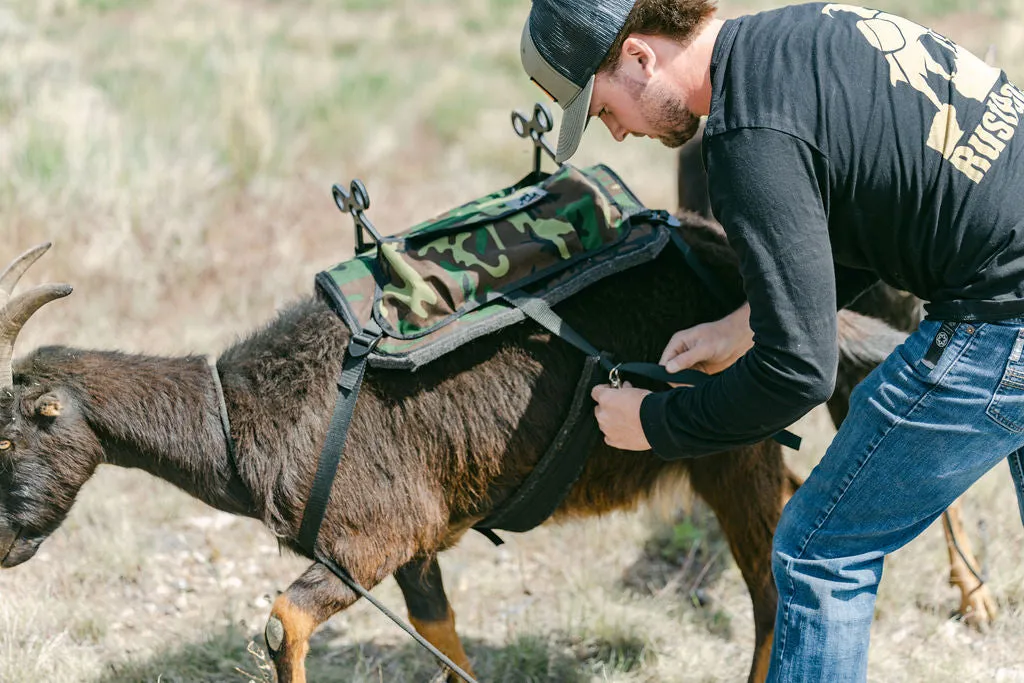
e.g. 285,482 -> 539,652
33,393 -> 62,418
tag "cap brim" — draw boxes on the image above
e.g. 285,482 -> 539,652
555,74 -> 595,164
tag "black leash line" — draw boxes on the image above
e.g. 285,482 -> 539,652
314,551 -> 480,683
941,511 -> 987,594
212,354 -> 479,681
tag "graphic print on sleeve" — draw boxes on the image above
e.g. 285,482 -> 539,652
823,3 -> 1024,184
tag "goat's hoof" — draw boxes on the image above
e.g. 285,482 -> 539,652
957,586 -> 998,630
265,615 -> 285,656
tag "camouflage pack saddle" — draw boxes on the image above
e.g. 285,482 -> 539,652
304,161 -> 683,546
314,162 -> 670,370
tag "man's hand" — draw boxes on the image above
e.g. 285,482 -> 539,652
591,382 -> 652,451
660,302 -> 754,376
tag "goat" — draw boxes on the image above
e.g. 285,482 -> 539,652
0,224 -> 901,683
677,128 -> 998,627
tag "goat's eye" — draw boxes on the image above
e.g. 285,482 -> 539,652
0,440 -> 10,451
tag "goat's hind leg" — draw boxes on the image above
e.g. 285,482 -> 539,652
942,500 -> 998,627
395,555 -> 476,682
266,562 -> 363,683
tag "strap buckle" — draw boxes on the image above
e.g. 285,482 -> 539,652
608,363 -> 623,389
348,329 -> 382,358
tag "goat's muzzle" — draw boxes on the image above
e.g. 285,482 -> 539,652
0,525 -> 43,568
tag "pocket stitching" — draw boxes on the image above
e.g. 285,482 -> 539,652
986,329 -> 1024,433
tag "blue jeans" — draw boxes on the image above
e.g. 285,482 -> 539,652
768,317 -> 1024,682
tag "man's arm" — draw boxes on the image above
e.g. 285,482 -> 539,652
639,127 -> 838,458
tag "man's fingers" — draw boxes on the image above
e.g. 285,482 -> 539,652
591,383 -> 610,401
659,331 -> 694,365
665,349 -> 708,374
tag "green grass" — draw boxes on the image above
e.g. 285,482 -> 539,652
16,123 -> 68,185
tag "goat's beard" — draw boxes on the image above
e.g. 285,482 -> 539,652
615,70 -> 701,148
0,527 -> 44,568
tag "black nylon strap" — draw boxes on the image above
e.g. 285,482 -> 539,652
505,291 -> 801,451
297,322 -> 381,556
505,290 -> 614,372
667,227 -> 733,309
314,550 -> 480,683
296,320 -> 481,682
475,354 -> 605,533
614,361 -> 711,388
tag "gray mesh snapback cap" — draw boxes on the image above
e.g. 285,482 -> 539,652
521,0 -> 637,163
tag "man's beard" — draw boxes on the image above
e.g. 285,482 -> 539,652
615,69 -> 701,148
640,80 -> 701,148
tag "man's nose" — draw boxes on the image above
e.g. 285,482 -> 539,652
601,118 -> 628,142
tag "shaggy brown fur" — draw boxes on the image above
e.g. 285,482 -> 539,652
0,216 -> 900,682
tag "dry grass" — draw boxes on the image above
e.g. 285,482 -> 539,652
1,1 -> 1023,681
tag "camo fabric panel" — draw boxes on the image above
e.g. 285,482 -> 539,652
318,164 -> 662,361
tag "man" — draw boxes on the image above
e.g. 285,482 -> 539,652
520,1 -> 1024,681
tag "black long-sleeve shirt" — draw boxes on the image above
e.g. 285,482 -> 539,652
640,3 -> 1024,458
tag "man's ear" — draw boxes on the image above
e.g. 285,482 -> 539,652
621,36 -> 657,79
34,393 -> 62,418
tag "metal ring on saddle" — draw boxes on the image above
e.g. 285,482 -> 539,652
609,363 -> 622,389
511,102 -> 558,176
332,179 -> 384,255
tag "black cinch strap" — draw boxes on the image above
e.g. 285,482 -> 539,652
294,319 -> 481,683
297,320 -> 381,556
504,290 -> 802,451
667,228 -> 733,310
475,354 -> 605,534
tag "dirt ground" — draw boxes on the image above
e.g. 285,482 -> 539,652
1,1 -> 1023,681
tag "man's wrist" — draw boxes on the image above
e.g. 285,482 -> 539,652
726,303 -> 754,356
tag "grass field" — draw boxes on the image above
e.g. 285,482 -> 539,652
2,0 -> 1024,681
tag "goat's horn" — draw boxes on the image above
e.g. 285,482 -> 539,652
0,283 -> 73,392
0,243 -> 53,308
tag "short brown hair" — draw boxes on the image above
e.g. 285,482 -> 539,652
599,0 -> 718,73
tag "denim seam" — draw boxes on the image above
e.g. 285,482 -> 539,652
794,325 -> 984,559
985,328 -> 1024,433
1013,452 -> 1024,491
773,325 -> 983,674
774,386 -> 934,672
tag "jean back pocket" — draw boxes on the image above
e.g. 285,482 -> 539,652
986,329 -> 1024,432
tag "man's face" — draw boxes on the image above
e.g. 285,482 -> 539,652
588,41 -> 701,149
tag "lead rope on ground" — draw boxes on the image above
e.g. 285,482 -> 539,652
314,551 -> 481,683
211,356 -> 479,682
941,511 -> 987,597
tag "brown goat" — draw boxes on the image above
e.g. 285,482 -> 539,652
677,128 -> 998,628
0,224 -> 899,683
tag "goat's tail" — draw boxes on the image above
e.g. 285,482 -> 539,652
836,309 -> 909,372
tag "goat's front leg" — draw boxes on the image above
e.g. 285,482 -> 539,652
265,562 -> 360,683
395,555 -> 476,682
942,501 -> 998,627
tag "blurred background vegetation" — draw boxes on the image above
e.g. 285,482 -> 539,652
1,1 -> 1023,681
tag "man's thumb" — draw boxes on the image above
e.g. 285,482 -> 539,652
665,350 -> 703,374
